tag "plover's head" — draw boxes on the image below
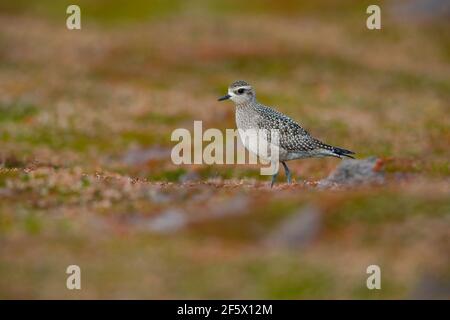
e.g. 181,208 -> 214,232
218,80 -> 256,105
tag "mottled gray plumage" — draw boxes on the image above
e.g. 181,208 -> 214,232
254,104 -> 350,158
230,80 -> 251,88
218,80 -> 355,186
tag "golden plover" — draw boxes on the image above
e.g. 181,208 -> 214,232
218,80 -> 355,187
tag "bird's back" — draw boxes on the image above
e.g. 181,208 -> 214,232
247,103 -> 354,160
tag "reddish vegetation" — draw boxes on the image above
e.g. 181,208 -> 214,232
0,1 -> 449,299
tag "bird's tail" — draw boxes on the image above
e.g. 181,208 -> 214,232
330,146 -> 355,159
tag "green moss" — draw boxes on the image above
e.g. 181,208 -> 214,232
0,102 -> 38,123
389,71 -> 450,98
207,0 -> 373,18
11,128 -> 105,152
351,274 -> 407,299
186,199 -> 301,242
23,213 -> 42,235
120,130 -> 162,146
136,111 -> 189,125
428,161 -> 450,176
223,51 -> 366,80
0,170 -> 20,186
80,176 -> 91,188
243,259 -> 334,298
326,193 -> 450,229
148,167 -> 187,182
0,0 -> 183,24
194,165 -> 263,180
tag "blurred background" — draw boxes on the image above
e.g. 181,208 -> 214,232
0,0 -> 449,299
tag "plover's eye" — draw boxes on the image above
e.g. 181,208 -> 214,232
237,88 -> 245,94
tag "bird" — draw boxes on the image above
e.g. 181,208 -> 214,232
218,80 -> 355,187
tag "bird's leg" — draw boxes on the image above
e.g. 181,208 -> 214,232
281,161 -> 291,184
270,172 -> 278,188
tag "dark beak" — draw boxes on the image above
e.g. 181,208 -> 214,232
218,94 -> 231,101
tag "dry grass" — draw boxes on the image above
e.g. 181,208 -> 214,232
0,0 -> 449,299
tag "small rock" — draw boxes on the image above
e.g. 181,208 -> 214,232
390,0 -> 450,23
147,188 -> 172,203
0,154 -> 26,168
179,171 -> 200,183
122,146 -> 171,166
318,157 -> 384,189
410,275 -> 450,299
0,188 -> 13,196
211,194 -> 249,218
146,209 -> 186,234
265,206 -> 322,249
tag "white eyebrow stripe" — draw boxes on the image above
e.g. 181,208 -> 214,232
232,86 -> 251,91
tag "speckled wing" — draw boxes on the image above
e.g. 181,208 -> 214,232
255,104 -> 325,152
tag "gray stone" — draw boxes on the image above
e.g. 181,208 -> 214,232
318,157 -> 384,189
179,171 -> 200,183
265,206 -> 322,249
122,146 -> 171,166
410,275 -> 450,299
147,188 -> 173,204
211,194 -> 249,218
146,209 -> 186,234
390,0 -> 450,22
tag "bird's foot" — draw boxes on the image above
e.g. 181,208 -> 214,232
286,173 -> 292,184
270,174 -> 278,188
281,161 -> 292,185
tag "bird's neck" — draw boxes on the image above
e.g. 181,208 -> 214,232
235,98 -> 257,109
235,100 -> 260,129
